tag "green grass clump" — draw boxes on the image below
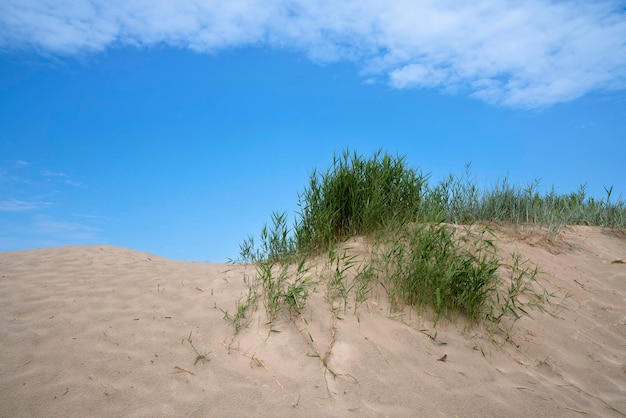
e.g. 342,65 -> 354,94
377,223 -> 499,324
295,149 -> 428,253
479,182 -> 625,230
325,245 -> 376,314
257,257 -> 313,322
228,148 -> 624,336
434,165 -> 625,230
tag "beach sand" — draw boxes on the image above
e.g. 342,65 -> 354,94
1,225 -> 625,417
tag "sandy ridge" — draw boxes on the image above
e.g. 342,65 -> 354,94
1,226 -> 625,417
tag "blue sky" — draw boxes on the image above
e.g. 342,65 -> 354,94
1,1 -> 625,262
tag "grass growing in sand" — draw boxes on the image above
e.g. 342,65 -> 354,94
182,330 -> 210,365
375,223 -> 499,324
226,149 -> 624,340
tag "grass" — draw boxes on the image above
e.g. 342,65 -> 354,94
226,148 -> 625,345
433,163 -> 625,230
325,245 -> 375,313
375,223 -> 499,325
182,330 -> 210,365
221,271 -> 257,333
295,149 -> 429,253
255,257 -> 313,323
485,253 -> 544,348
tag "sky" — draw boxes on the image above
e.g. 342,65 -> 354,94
1,1 -> 625,262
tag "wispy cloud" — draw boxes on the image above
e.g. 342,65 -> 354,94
1,162 -> 94,250
0,1 -> 625,108
40,170 -> 68,177
0,215 -> 103,251
41,170 -> 82,187
0,162 -> 82,215
32,216 -> 101,238
0,198 -> 51,212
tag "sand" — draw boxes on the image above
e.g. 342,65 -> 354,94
1,225 -> 625,417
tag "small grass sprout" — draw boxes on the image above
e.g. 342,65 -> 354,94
182,330 -> 210,365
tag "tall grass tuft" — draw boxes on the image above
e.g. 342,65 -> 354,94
295,149 -> 428,253
473,181 -> 625,230
376,223 -> 499,324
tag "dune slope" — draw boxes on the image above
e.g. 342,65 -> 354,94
0,226 -> 624,417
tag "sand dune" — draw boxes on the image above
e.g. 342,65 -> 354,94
1,226 -> 625,417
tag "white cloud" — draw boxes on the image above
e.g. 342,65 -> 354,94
1,0 -> 624,108
40,170 -> 83,187
0,215 -> 103,250
33,216 -> 100,237
0,198 -> 51,212
41,170 -> 68,177
389,64 -> 452,89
